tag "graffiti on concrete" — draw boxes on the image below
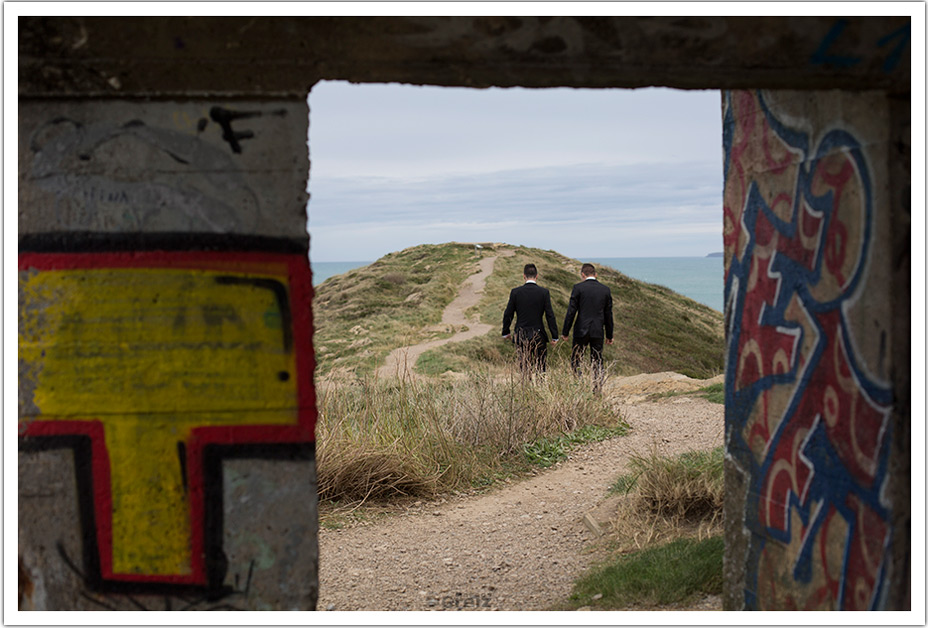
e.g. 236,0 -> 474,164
811,18 -> 910,73
723,90 -> 893,610
876,24 -> 911,73
208,106 -> 287,154
18,244 -> 315,598
53,542 -> 258,610
29,117 -> 261,231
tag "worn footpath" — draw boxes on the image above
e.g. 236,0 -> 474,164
317,372 -> 724,612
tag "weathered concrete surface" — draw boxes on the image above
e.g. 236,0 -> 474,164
19,17 -> 910,96
221,457 -> 319,611
17,14 -> 911,613
18,97 -> 318,610
19,100 -> 309,238
19,451 -> 318,610
721,89 -> 902,610
887,91 -> 911,612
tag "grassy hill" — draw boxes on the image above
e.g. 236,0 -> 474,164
312,243 -> 724,379
312,243 -> 481,376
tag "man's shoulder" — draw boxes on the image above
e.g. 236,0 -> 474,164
578,279 -> 611,294
512,283 -> 537,297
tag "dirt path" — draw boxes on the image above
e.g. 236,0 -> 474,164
317,372 -> 724,612
376,251 -> 510,379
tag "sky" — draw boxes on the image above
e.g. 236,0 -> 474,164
306,82 -> 724,262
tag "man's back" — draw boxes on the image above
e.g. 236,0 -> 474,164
503,282 -> 558,340
563,279 -> 613,339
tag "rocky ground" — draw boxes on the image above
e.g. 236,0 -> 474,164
316,371 -> 725,612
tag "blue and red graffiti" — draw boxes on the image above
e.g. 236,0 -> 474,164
723,90 -> 893,610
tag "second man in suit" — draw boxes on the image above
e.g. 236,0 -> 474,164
502,263 -> 560,375
561,263 -> 614,392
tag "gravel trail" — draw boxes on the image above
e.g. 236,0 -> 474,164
376,253 -> 502,380
317,373 -> 724,612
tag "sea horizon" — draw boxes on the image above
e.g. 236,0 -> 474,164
312,255 -> 721,262
312,255 -> 724,312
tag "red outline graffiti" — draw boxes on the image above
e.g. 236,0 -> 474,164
19,250 -> 316,588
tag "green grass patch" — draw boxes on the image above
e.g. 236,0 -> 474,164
567,536 -> 724,609
415,333 -> 515,375
646,382 -> 726,404
699,382 -> 725,404
523,424 -> 629,467
608,473 -> 640,496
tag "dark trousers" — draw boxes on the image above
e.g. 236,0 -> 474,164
515,330 -> 548,374
571,335 -> 605,390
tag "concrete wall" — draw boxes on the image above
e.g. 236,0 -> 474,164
18,98 -> 318,610
19,17 -> 910,95
17,16 -> 911,612
18,100 -> 309,236
721,89 -> 906,610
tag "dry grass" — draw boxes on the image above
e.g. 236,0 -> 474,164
606,447 -> 724,553
608,501 -> 723,554
632,447 -> 724,520
315,365 -> 627,505
559,449 -> 725,610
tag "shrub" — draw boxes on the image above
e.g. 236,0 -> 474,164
630,447 -> 724,521
604,447 -> 724,555
315,365 -> 628,503
381,272 -> 407,285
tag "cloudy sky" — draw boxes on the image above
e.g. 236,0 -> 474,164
306,81 -> 725,262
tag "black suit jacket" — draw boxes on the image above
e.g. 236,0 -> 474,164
562,278 -> 614,340
502,282 -> 559,342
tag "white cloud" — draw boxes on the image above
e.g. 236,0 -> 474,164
306,82 -> 724,260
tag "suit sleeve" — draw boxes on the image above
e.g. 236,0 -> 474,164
544,289 -> 558,340
562,285 -> 579,337
604,288 -> 614,340
502,289 -> 516,336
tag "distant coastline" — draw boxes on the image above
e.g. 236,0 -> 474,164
705,252 -> 723,258
314,256 -> 724,312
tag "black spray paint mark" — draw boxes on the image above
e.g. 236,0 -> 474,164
18,232 -> 308,255
209,106 -> 287,154
22,436 -> 313,602
213,276 -> 293,352
177,442 -> 188,493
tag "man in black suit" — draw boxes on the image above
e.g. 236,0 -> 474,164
502,263 -> 559,375
561,263 -> 614,392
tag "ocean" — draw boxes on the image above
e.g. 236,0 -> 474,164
311,256 -> 724,313
311,261 -> 371,286
589,257 -> 724,313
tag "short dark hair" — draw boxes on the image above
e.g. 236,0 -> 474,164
581,263 -> 596,276
523,264 -> 538,278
